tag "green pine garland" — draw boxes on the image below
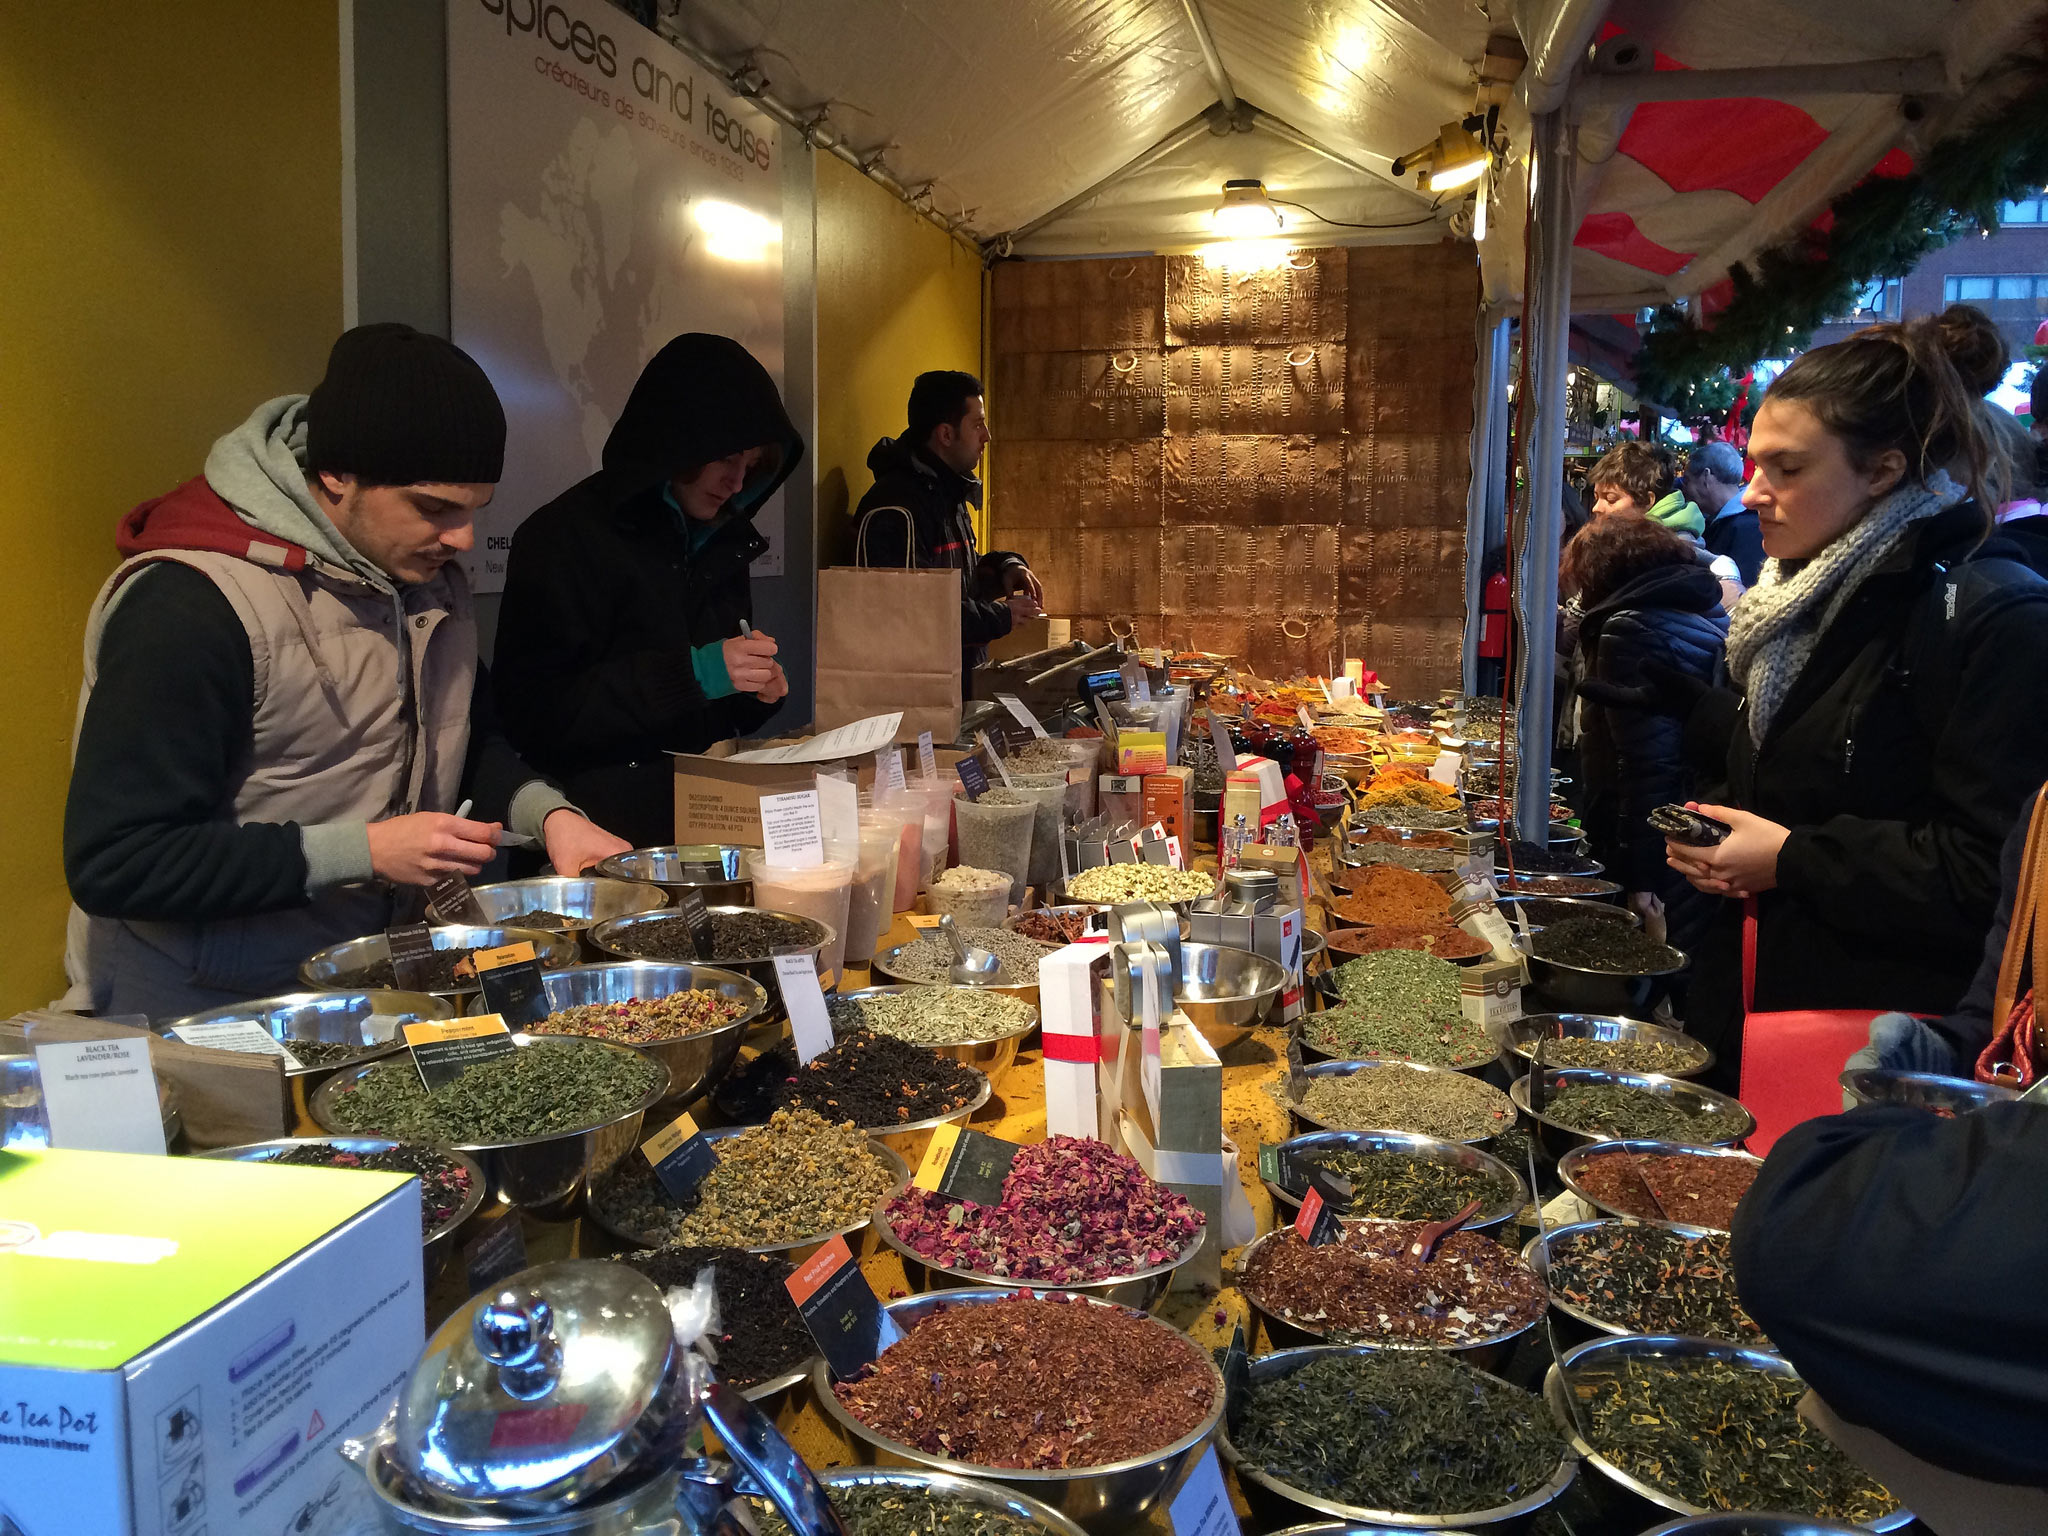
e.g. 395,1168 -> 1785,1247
1633,75 -> 2048,414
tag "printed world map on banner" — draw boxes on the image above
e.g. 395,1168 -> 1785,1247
448,0 -> 786,591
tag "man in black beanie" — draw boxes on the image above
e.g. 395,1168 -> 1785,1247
61,323 -> 631,1020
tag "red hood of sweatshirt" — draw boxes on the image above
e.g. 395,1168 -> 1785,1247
116,476 -> 312,570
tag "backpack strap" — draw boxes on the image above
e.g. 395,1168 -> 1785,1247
1900,552 -> 2043,743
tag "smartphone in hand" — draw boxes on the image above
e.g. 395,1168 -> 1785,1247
1648,804 -> 1733,846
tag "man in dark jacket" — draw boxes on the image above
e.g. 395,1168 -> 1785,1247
493,333 -> 803,848
852,370 -> 1041,687
1686,439 -> 1764,585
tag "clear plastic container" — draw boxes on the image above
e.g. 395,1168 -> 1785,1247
741,851 -> 853,988
926,866 -> 1013,928
953,792 -> 1036,903
1003,774 -> 1069,891
842,813 -> 903,964
907,779 -> 954,889
874,787 -> 927,912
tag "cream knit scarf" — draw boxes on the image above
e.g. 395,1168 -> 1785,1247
1725,472 -> 1963,745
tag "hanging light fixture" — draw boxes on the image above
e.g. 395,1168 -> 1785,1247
1212,179 -> 1285,236
1392,118 -> 1488,193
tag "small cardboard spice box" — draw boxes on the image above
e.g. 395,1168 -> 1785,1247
1037,944 -> 1108,1140
1142,766 -> 1192,843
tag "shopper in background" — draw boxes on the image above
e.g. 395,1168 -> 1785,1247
63,324 -> 628,1020
494,333 -> 802,848
1564,515 -> 1727,951
854,370 -> 1042,689
1662,317 -> 2048,1091
1685,439 -> 1764,585
1936,302 -> 2029,503
1588,440 -> 1744,606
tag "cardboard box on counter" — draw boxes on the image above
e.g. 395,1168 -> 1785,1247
985,617 -> 1072,662
1107,1019 -> 1225,1290
673,733 -> 967,846
0,1148 -> 421,1536
1142,766 -> 1192,843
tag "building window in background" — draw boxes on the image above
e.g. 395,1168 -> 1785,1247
2000,198 -> 2047,224
1944,273 -> 2048,312
1833,276 -> 1902,323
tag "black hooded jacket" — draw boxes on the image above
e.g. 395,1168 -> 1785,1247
1575,561 -> 1728,898
493,334 -> 803,848
852,435 -> 1027,678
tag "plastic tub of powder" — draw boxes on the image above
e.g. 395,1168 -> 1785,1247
743,851 -> 854,988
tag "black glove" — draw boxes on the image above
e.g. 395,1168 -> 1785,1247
1576,660 -> 1710,718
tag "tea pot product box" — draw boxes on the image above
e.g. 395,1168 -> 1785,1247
0,1149 -> 422,1536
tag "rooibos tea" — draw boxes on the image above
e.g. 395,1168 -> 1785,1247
1573,1150 -> 1757,1229
1237,1221 -> 1546,1346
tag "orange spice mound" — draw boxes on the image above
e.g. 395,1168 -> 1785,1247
1326,864 -> 1454,926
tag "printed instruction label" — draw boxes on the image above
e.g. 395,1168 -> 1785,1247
167,1018 -> 303,1072
759,789 -> 826,869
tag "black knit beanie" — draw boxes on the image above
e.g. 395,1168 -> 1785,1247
304,323 -> 507,485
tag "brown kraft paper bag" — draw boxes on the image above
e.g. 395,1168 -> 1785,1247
814,507 -> 963,743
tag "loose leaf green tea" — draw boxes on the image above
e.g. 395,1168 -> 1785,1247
750,1485 -> 1042,1536
884,928 -> 1058,984
829,987 -> 1037,1046
1288,1147 -> 1517,1222
1523,1034 -> 1705,1074
1531,916 -> 1682,973
1278,1066 -> 1515,1141
1542,1082 -> 1750,1144
325,1039 -> 660,1144
1546,1226 -> 1764,1343
1571,1356 -> 1899,1524
1232,1350 -> 1564,1515
1310,948 -> 1492,1067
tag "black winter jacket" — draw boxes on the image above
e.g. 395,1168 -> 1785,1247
1682,501 -> 2048,1082
1703,506 -> 1766,586
1734,1100 -> 2048,1485
1929,786 -> 2041,1066
493,334 -> 803,849
852,436 -> 1026,680
1575,563 -> 1727,898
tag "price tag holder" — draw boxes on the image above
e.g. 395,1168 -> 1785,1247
474,942 -> 552,1029
997,693 -> 1051,739
1205,710 -> 1239,773
1298,704 -> 1315,730
642,1110 -> 718,1202
917,730 -> 937,781
33,1037 -> 166,1156
955,756 -> 989,801
672,887 -> 716,960
1293,1183 -> 1343,1246
464,1212 -> 529,1297
1286,1035 -> 1308,1102
1120,660 -> 1152,704
976,731 -> 1013,788
876,747 -> 908,793
1429,750 -> 1463,788
405,1016 -> 518,1091
786,1233 -> 905,1380
1256,1142 -> 1297,1192
817,772 -> 862,854
1219,1324 -> 1251,1431
1168,1446 -> 1241,1536
904,912 -> 943,930
428,873 -> 488,924
384,922 -> 438,992
760,790 -> 826,869
168,1018 -> 304,1072
912,1123 -> 1023,1205
773,949 -> 835,1064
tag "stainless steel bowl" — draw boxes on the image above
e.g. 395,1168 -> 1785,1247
1839,1067 -> 2018,1114
298,923 -> 580,1001
798,1467 -> 1092,1536
1234,1220 -> 1547,1360
1517,934 -> 1688,1014
811,1288 -> 1224,1536
428,876 -> 671,956
1287,1058 -> 1516,1145
1175,941 -> 1287,1050
1492,894 -> 1639,932
872,935 -> 1046,1004
512,961 -> 767,1110
307,1033 -> 670,1219
1219,1343 -> 1575,1531
587,1127 -> 911,1263
831,984 -> 1040,1080
595,844 -> 753,907
589,906 -> 835,1010
1258,1130 -> 1527,1232
1496,1013 -> 1713,1079
1511,1068 -> 1754,1157
869,1189 -> 1202,1310
1544,1334 -> 1913,1531
1639,1516 -> 1875,1536
1499,872 -> 1622,903
1556,1139 -> 1762,1232
1,1053 -> 182,1150
161,988 -> 452,1087
1301,927 -> 1328,975
198,1135 -> 486,1284
1003,904 -> 1111,944
1523,1218 -> 1757,1346
1265,1525 -> 1486,1536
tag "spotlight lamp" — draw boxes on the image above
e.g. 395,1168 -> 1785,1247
1392,114 -> 1491,193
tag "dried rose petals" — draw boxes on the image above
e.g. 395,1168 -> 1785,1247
883,1136 -> 1204,1283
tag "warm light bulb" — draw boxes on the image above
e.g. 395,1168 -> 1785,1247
1198,240 -> 1293,271
691,199 -> 780,262
1428,157 -> 1485,193
1213,180 -> 1284,237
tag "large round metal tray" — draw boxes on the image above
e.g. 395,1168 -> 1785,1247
1257,1129 -> 1526,1230
1511,1067 -> 1754,1155
1286,1057 -> 1516,1144
1496,1012 -> 1713,1079
1556,1139 -> 1762,1232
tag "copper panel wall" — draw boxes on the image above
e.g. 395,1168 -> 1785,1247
989,243 -> 1477,692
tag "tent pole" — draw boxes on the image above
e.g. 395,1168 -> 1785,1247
1177,0 -> 1241,112
1463,314 -> 1513,692
1514,109 -> 1575,842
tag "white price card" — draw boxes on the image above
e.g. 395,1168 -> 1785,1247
168,1018 -> 303,1071
774,951 -> 835,1065
876,748 -> 907,793
997,694 -> 1051,739
1168,1447 -> 1239,1536
816,772 -> 861,855
759,789 -> 825,869
917,730 -> 937,780
33,1037 -> 166,1155
1428,750 -> 1463,787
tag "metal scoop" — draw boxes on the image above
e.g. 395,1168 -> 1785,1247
940,914 -> 1002,985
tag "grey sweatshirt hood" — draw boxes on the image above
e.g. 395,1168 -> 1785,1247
203,395 -> 396,593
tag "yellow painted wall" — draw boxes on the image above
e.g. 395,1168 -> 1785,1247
0,7 -> 343,1011
813,153 -> 987,563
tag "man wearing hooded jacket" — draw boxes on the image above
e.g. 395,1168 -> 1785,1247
492,333 -> 803,849
63,324 -> 630,1021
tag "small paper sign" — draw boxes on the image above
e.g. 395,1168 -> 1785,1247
1286,1035 -> 1307,1101
997,693 -> 1051,739
384,922 -> 438,992
34,1038 -> 165,1156
405,1016 -> 517,1090
786,1233 -> 905,1379
977,731 -> 1013,788
464,1211 -> 529,1297
1120,659 -> 1152,704
1168,1446 -> 1241,1536
473,942 -> 551,1029
773,949 -> 834,1064
1117,731 -> 1169,774
956,756 -> 990,801
1298,704 -> 1315,729
917,730 -> 937,780
675,887 -> 716,960
1256,1142 -> 1293,1189
876,747 -> 908,793
912,1123 -> 1023,1205
1205,710 -> 1238,773
168,1018 -> 304,1072
1429,750 -> 1463,788
1294,1183 -> 1343,1246
1165,835 -> 1185,870
428,873 -> 487,923
760,790 -> 826,869
642,1111 -> 718,1201
905,912 -> 943,930
817,772 -> 862,854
